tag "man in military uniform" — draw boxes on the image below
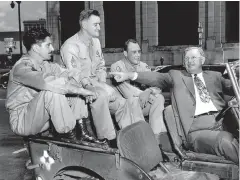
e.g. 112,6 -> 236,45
111,39 -> 167,144
60,10 -> 144,145
5,28 -> 98,141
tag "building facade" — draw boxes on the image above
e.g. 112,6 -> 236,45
46,1 -> 239,66
23,19 -> 46,32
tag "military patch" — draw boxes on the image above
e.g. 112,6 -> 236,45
71,57 -> 77,68
116,66 -> 121,72
96,50 -> 101,57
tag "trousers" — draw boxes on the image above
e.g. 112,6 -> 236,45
10,91 -> 76,136
141,94 -> 167,134
188,113 -> 239,164
90,82 -> 144,140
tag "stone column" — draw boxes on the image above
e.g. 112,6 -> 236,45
85,1 -> 90,9
206,1 -> 216,50
135,2 -> 141,44
214,1 -> 226,46
46,2 -> 60,51
46,1 -> 61,63
142,1 -> 158,46
147,1 -> 158,46
198,1 -> 206,49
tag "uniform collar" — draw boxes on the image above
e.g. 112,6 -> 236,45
122,58 -> 140,72
77,32 -> 93,47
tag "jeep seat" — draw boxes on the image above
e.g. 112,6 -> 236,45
117,121 -> 163,172
163,105 -> 239,180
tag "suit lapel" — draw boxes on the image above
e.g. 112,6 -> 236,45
181,70 -> 196,100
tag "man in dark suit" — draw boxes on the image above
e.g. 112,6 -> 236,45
110,47 -> 239,164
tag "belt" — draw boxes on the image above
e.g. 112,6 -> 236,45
194,111 -> 219,118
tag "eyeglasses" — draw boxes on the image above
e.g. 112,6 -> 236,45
184,56 -> 201,62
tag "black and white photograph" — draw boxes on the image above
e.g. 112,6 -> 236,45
0,1 -> 239,180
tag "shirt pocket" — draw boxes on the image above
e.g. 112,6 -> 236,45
77,50 -> 87,61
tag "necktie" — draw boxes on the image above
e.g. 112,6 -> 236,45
194,74 -> 211,103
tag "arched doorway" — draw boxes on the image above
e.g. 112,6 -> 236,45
158,2 -> 199,46
60,2 -> 85,44
103,1 -> 136,48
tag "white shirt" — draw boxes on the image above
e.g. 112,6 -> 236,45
192,72 -> 218,116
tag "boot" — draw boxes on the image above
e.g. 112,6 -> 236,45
57,129 -> 77,141
77,119 -> 107,144
107,138 -> 118,148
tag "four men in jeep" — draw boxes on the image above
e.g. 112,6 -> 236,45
5,9 -> 239,164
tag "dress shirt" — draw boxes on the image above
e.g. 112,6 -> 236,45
192,72 -> 218,116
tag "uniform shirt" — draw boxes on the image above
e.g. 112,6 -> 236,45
6,55 -> 83,111
60,33 -> 107,83
192,73 -> 218,116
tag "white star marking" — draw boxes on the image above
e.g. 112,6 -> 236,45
40,150 -> 55,171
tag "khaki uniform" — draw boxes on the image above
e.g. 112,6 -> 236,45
111,58 -> 167,134
6,55 -> 87,136
60,34 -> 144,140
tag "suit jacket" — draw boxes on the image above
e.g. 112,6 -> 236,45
135,70 -> 234,141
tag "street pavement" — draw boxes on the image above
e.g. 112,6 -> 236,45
0,89 -> 33,180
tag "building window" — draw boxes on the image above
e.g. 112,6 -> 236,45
60,1 -> 85,44
103,1 -> 136,48
226,1 -> 239,43
158,1 -> 199,46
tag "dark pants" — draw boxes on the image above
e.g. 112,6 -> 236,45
188,113 -> 239,164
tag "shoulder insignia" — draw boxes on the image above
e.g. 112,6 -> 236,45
96,50 -> 101,57
146,65 -> 150,69
71,57 -> 77,68
116,66 -> 122,72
